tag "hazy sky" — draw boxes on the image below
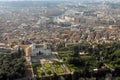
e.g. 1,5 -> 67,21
0,0 -> 55,1
0,0 -> 39,1
0,0 -> 61,1
0,0 -> 119,2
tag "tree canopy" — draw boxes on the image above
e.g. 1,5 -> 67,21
0,50 -> 26,80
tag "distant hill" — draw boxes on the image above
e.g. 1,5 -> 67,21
0,0 -> 119,8
0,1 -> 65,8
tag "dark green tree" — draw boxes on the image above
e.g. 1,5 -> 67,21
73,46 -> 79,57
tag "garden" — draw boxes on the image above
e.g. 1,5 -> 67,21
32,61 -> 67,78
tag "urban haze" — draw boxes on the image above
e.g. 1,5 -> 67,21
0,0 -> 120,80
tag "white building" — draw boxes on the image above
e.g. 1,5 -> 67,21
24,43 -> 51,62
30,43 -> 51,56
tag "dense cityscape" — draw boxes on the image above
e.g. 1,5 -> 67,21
0,0 -> 120,80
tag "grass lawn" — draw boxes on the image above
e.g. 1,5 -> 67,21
32,63 -> 41,68
44,63 -> 51,68
45,68 -> 53,75
36,67 -> 44,77
52,61 -> 63,67
115,77 -> 120,80
68,64 -> 84,72
68,65 -> 77,72
36,67 -> 43,73
58,51 -> 73,58
106,63 -> 113,67
80,56 -> 92,60
70,68 -> 75,72
56,67 -> 64,73
53,63 -> 60,67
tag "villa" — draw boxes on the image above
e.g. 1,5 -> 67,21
22,43 -> 51,62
